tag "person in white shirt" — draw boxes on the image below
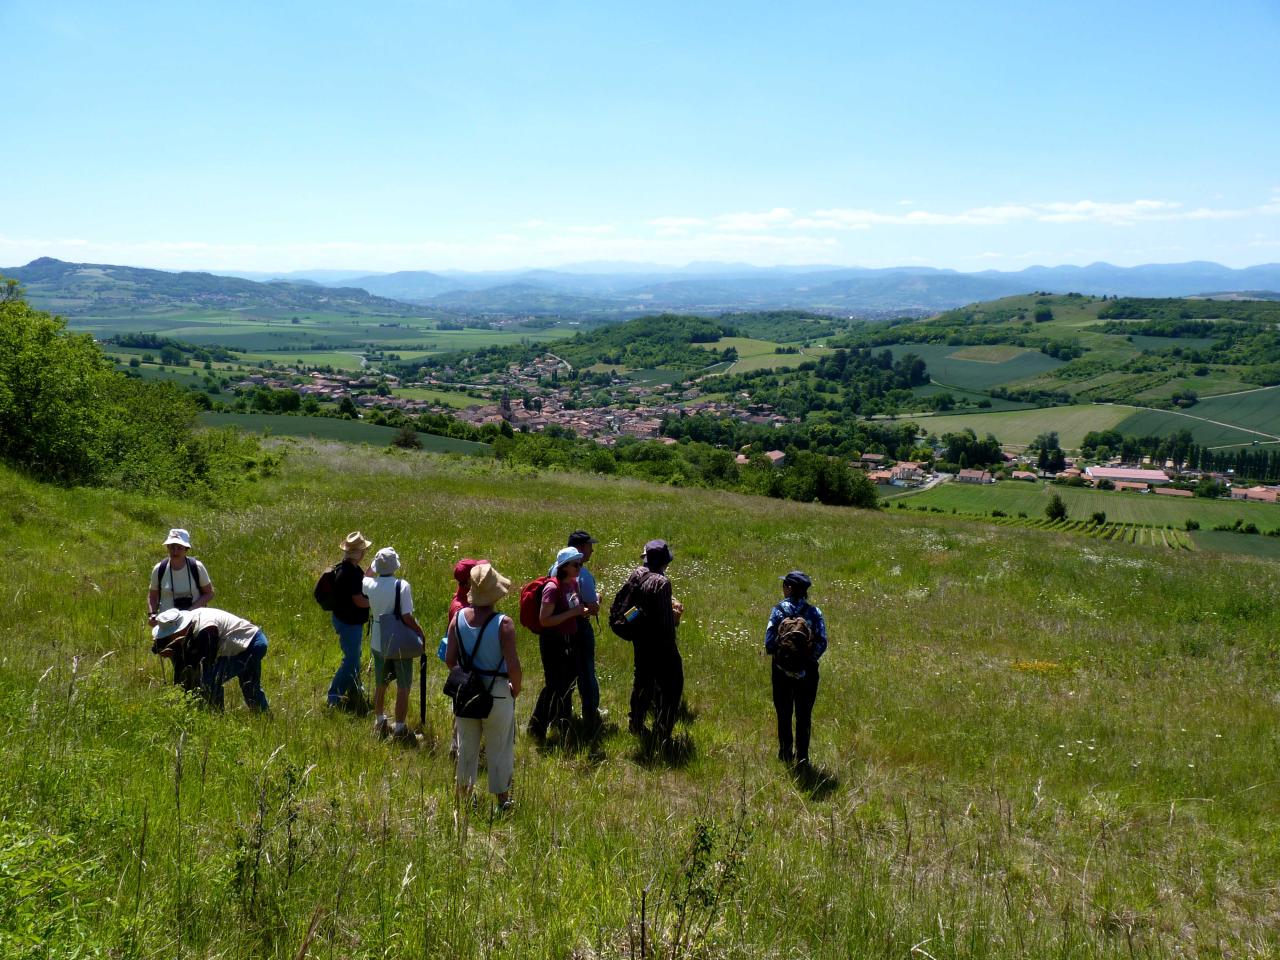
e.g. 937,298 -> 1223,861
363,547 -> 426,744
147,528 -> 214,626
150,607 -> 269,712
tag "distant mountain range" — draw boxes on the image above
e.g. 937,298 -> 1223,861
6,256 -> 1280,320
273,260 -> 1280,315
5,258 -> 437,317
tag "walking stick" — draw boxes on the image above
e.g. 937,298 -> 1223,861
419,652 -> 427,728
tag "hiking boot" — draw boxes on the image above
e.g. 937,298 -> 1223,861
390,725 -> 419,747
373,717 -> 390,739
527,724 -> 547,743
778,747 -> 794,764
497,799 -> 515,814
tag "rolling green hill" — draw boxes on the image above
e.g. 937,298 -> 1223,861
1,444 -> 1278,957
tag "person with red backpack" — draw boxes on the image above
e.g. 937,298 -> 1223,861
764,571 -> 827,769
525,546 -> 590,742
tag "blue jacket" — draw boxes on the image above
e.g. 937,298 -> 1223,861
764,597 -> 828,670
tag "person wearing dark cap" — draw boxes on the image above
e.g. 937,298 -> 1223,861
764,571 -> 828,767
568,530 -> 604,731
611,539 -> 684,746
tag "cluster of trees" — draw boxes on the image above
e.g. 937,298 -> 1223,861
111,333 -> 237,365
934,429 -> 1004,471
661,410 -> 920,462
0,280 -> 266,490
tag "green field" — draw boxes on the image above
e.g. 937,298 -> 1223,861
882,342 -> 1064,391
392,386 -> 484,408
696,336 -> 834,373
1191,529 -> 1280,559
199,412 -> 492,454
1114,407 -> 1274,448
905,403 -> 1133,448
3,447 -> 1279,957
903,478 -> 1280,532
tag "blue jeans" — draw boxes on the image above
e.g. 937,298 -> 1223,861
576,618 -> 600,720
202,631 -> 270,712
327,615 -> 365,705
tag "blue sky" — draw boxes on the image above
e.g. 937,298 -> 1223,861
3,0 -> 1278,272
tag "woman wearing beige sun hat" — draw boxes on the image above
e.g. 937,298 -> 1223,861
446,562 -> 523,811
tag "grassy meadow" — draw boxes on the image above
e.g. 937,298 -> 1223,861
905,404 -> 1135,449
197,413 -> 493,454
2,444 -> 1280,958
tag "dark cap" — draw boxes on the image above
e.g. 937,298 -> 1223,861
781,570 -> 812,592
643,539 -> 672,567
568,530 -> 598,546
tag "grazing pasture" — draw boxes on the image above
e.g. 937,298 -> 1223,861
198,412 -> 492,454
880,342 -> 1065,391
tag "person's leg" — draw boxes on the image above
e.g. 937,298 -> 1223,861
528,632 -> 560,738
371,652 -> 391,735
793,667 -> 819,764
391,660 -> 413,739
629,645 -> 654,734
237,632 -> 270,712
548,636 -> 577,732
326,616 -> 363,706
771,663 -> 795,761
201,657 -> 226,710
576,619 -> 600,724
653,649 -> 684,743
455,717 -> 483,796
484,691 -> 516,801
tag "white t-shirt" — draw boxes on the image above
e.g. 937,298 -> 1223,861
363,576 -> 415,655
187,608 -> 259,657
149,558 -> 211,611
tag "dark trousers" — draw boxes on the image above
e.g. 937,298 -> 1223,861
630,643 -> 683,742
575,618 -> 600,721
202,631 -> 270,712
771,662 -> 818,761
528,631 -> 577,736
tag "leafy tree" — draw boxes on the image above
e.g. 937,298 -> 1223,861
391,424 -> 421,449
1045,494 -> 1068,521
1091,511 -> 1106,524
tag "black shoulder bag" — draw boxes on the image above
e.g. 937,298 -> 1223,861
442,613 -> 502,719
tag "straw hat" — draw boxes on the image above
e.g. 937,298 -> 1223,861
340,531 -> 372,555
468,562 -> 511,606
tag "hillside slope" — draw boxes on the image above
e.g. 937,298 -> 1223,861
1,444 -> 1278,957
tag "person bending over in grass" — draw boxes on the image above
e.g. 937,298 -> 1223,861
147,528 -> 216,685
764,570 -> 827,769
151,607 -> 270,712
325,532 -> 372,711
363,547 -> 426,745
527,546 -> 589,742
446,562 -> 522,811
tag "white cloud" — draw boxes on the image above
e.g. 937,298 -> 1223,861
648,216 -> 707,228
713,208 -> 795,231
564,224 -> 616,234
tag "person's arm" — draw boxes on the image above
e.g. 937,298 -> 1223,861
539,583 -> 587,628
810,606 -> 828,660
499,618 -> 522,697
193,563 -> 214,610
444,615 -> 460,669
351,594 -> 370,609
147,588 -> 161,625
581,571 -> 600,616
764,605 -> 782,654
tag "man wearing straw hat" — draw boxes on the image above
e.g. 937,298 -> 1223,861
326,531 -> 372,711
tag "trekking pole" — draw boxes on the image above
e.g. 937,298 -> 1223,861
419,652 -> 427,728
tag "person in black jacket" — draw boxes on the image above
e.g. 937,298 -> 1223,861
620,539 -> 683,746
764,571 -> 828,768
326,531 -> 372,709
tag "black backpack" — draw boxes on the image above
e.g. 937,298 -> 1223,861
608,569 -> 650,642
773,613 -> 814,678
313,562 -> 342,612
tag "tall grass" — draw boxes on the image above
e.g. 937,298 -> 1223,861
1,438 -> 1278,958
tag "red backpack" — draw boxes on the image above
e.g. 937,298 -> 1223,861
518,576 -> 555,633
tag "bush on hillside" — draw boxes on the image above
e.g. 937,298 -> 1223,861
0,279 -> 264,490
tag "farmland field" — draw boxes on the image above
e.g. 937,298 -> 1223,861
904,403 -> 1133,448
199,412 -> 492,454
902,478 -> 1280,531
392,386 -> 483,408
696,336 -> 834,372
1114,406 -> 1275,447
881,342 -> 1064,391
1191,529 -> 1280,559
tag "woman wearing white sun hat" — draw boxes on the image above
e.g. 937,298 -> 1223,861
147,528 -> 214,626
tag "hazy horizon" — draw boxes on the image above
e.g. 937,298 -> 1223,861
3,1 -> 1278,273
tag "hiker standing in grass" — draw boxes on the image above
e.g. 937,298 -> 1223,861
568,530 -> 604,732
612,539 -> 683,746
363,547 -> 426,744
447,562 -> 522,811
444,558 -> 489,757
527,546 -> 589,742
764,571 -> 827,768
147,528 -> 215,685
325,532 -> 372,710
147,528 -> 214,626
150,607 -> 270,712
